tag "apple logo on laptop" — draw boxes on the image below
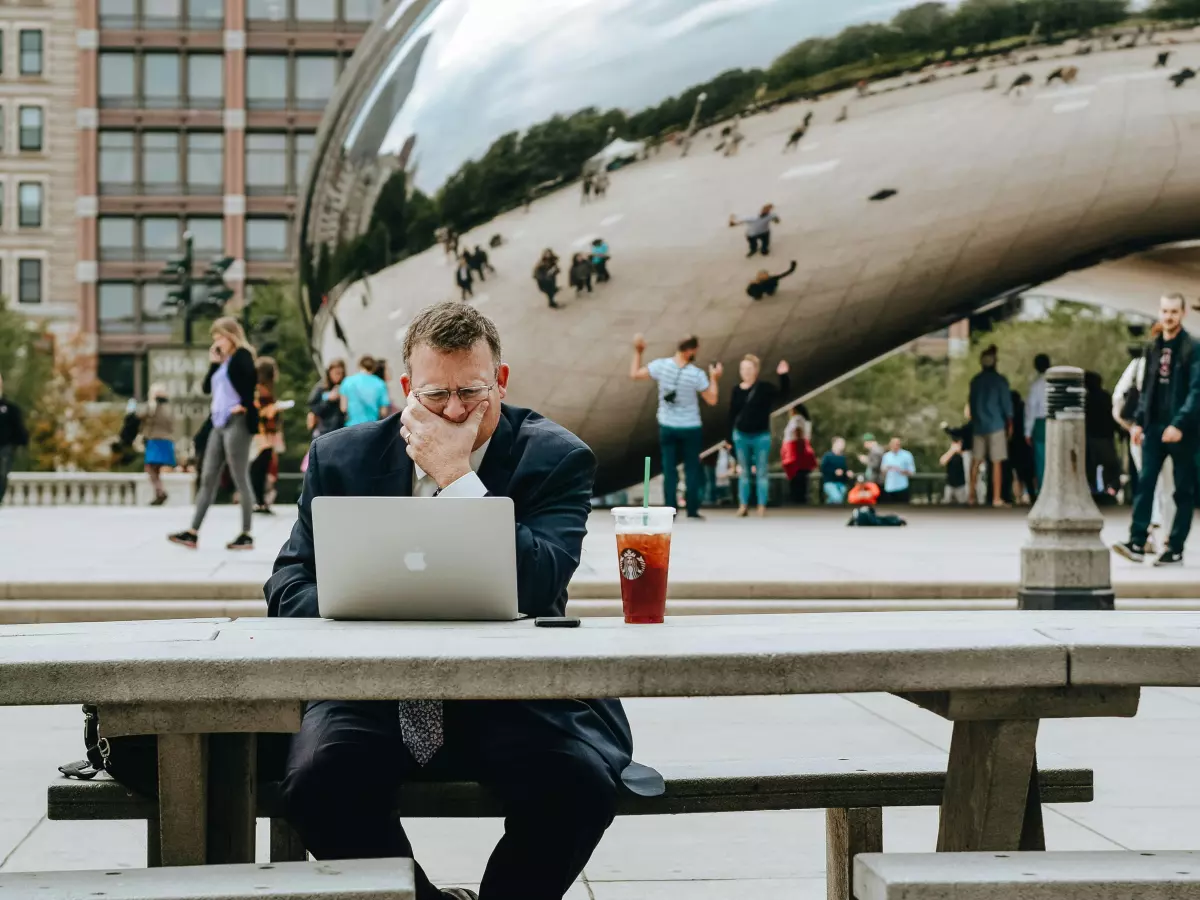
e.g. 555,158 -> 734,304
404,551 -> 427,572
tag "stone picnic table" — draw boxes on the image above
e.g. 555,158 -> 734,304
1,610 -> 1198,868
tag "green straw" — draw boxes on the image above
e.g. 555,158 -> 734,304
643,456 -> 650,526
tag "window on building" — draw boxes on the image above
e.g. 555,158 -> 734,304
141,283 -> 176,334
99,53 -> 137,108
18,106 -> 43,152
143,54 -> 182,109
17,259 -> 42,304
187,0 -> 225,28
98,0 -> 136,29
246,54 -> 288,110
296,0 -> 335,21
247,0 -> 287,20
0,30 -> 5,74
98,283 -> 138,334
343,0 -> 381,22
19,31 -> 42,77
186,132 -> 223,194
0,107 -> 7,152
294,56 -> 337,109
142,132 -> 181,193
18,183 -> 42,228
98,131 -> 136,193
143,0 -> 182,28
98,354 -> 136,398
246,133 -> 287,194
99,216 -> 137,261
245,218 -> 290,261
142,217 -> 181,259
187,54 -> 224,108
293,132 -> 316,188
185,217 -> 223,257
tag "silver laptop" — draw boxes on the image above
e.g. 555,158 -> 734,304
312,496 -> 519,621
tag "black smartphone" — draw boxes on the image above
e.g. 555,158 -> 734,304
534,617 -> 581,628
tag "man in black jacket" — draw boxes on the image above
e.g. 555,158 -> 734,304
265,302 -> 636,900
1114,293 -> 1200,566
0,372 -> 29,504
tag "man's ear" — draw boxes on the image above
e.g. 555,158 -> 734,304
496,363 -> 511,400
399,374 -> 412,397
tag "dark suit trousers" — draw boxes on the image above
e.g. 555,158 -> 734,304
280,699 -> 619,900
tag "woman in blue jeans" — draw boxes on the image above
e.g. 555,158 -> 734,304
728,354 -> 790,516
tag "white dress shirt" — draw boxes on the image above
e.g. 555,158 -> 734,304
412,438 -> 491,498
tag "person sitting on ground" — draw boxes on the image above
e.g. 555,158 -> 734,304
746,261 -> 798,300
820,436 -> 853,505
266,301 -> 647,900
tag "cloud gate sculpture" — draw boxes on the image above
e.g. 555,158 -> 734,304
300,0 -> 1200,493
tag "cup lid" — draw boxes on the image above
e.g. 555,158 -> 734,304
611,506 -> 676,516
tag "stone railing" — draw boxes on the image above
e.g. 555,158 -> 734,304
4,472 -> 195,507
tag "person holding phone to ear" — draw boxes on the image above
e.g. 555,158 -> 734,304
168,317 -> 259,551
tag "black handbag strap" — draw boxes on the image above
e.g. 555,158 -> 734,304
58,704 -> 109,780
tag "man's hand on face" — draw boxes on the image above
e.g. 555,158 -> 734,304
400,393 -> 489,489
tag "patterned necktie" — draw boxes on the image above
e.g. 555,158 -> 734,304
398,700 -> 443,765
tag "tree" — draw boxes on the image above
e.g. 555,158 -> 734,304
891,2 -> 952,52
1148,0 -> 1200,19
25,335 -> 121,472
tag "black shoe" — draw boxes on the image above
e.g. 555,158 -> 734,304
150,492 -> 168,507
253,505 -> 275,515
441,891 -> 479,900
686,513 -> 706,520
1155,549 -> 1184,567
168,531 -> 198,549
1112,541 -> 1145,563
226,533 -> 254,551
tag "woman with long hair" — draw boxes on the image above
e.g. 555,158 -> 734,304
250,356 -> 283,515
307,358 -> 346,439
727,354 -> 790,516
141,382 -> 176,506
168,317 -> 258,550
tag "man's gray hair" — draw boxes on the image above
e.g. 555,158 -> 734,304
1163,292 -> 1187,309
402,301 -> 503,372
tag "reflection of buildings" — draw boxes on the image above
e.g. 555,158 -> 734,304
311,137 -> 414,253
0,0 -> 77,339
77,0 -> 381,399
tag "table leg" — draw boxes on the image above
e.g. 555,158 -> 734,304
207,733 -> 257,864
1019,750 -> 1046,851
158,733 -> 207,866
937,719 -> 1039,852
825,807 -> 882,900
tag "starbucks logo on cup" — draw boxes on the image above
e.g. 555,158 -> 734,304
620,548 -> 646,580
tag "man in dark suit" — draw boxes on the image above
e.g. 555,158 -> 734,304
266,301 -> 634,900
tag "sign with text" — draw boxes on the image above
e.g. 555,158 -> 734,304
147,347 -> 211,455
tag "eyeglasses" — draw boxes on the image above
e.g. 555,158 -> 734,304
411,382 -> 496,411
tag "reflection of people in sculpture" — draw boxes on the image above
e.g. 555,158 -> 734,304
1045,65 -> 1078,86
730,204 -> 780,257
455,253 -> 474,301
591,238 -> 611,283
569,253 -> 593,296
581,172 -> 593,205
1155,51 -> 1172,68
533,249 -> 561,309
983,73 -> 999,90
723,118 -> 744,157
783,125 -> 807,152
746,261 -> 797,301
444,229 -> 460,257
593,170 -> 609,199
468,245 -> 494,282
1171,68 -> 1196,88
1005,72 -> 1033,97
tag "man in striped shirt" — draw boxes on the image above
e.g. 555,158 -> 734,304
630,334 -> 722,518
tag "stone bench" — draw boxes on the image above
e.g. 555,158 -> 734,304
0,858 -> 414,899
49,757 -> 1092,900
854,851 -> 1200,899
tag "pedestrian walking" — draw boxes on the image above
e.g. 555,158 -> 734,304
339,355 -> 392,427
780,405 -> 817,504
581,172 -> 593,205
1025,353 -> 1050,495
141,382 -> 176,506
1114,294 -> 1200,566
1084,370 -> 1120,502
168,317 -> 258,551
0,372 -> 29,506
533,249 -> 561,309
455,253 -> 474,300
879,436 -> 916,504
1007,390 -> 1035,505
729,204 -> 780,257
569,253 -> 593,296
590,238 -> 611,283
968,344 -> 1014,508
728,354 -> 790,517
1114,335 -> 1175,555
250,356 -> 284,515
630,333 -> 722,519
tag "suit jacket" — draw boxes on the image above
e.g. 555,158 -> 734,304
265,403 -> 648,789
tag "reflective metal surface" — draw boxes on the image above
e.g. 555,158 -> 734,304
301,1 -> 1200,492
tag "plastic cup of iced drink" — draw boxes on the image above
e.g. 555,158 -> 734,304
611,507 -> 675,624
